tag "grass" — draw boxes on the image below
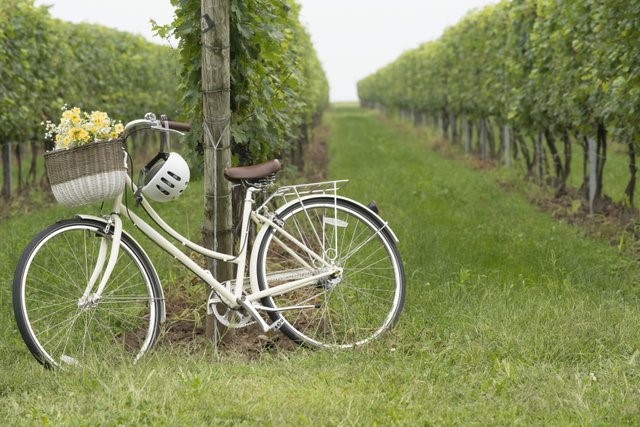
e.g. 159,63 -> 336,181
1,105 -> 640,424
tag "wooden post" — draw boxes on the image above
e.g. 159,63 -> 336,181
588,136 -> 597,214
450,113 -> 457,144
464,120 -> 471,154
480,120 -> 487,160
503,126 -> 510,167
201,0 -> 234,340
536,132 -> 544,183
2,143 -> 12,200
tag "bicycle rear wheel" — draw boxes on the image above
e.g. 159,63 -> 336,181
256,197 -> 405,348
13,218 -> 163,368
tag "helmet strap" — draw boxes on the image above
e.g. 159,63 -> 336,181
135,168 -> 146,206
136,152 -> 170,205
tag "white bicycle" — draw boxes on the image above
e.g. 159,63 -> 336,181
12,115 -> 406,368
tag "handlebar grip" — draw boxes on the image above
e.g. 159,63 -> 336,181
166,121 -> 191,132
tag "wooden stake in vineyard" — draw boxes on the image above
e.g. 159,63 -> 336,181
201,0 -> 233,339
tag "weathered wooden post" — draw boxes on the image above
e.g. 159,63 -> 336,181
588,136 -> 597,214
503,126 -> 510,167
2,143 -> 12,200
201,0 -> 234,340
463,120 -> 471,154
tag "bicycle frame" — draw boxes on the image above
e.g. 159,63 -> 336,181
13,115 -> 406,368
82,174 -> 341,332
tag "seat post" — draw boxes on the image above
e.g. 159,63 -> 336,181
239,185 -> 259,244
233,185 -> 260,298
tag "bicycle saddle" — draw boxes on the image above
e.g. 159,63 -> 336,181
224,159 -> 281,182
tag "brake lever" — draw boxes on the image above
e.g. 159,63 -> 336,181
149,125 -> 185,137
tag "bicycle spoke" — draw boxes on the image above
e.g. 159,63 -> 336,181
258,198 -> 405,349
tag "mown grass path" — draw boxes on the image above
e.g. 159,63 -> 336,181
0,105 -> 639,424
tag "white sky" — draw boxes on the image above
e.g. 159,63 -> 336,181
34,0 -> 494,101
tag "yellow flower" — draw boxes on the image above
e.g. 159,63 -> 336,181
70,127 -> 91,144
90,111 -> 109,129
62,107 -> 82,125
55,134 -> 72,150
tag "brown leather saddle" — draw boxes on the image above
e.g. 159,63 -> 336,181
223,159 -> 281,183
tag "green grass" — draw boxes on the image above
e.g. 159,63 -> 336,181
1,105 -> 640,424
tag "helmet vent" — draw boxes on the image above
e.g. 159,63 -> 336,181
161,177 -> 176,188
156,185 -> 170,196
168,171 -> 182,181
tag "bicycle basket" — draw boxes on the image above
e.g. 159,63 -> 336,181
44,139 -> 127,207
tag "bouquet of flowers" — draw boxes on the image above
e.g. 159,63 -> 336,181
43,106 -> 127,207
44,105 -> 124,150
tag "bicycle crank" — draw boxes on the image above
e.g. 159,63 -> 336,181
207,290 -> 255,328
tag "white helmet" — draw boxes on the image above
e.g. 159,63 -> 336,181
142,152 -> 190,202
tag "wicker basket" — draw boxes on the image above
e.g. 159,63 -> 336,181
44,139 -> 127,207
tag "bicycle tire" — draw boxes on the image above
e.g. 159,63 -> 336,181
12,218 -> 163,368
255,196 -> 405,348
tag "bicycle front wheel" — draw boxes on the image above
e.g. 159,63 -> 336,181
13,218 -> 163,368
256,197 -> 405,349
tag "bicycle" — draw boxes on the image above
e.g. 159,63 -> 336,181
12,114 -> 406,368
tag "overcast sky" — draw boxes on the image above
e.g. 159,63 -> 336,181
34,0 -> 494,101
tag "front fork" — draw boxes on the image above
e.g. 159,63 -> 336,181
78,214 -> 123,309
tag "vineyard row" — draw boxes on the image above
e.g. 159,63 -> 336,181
358,0 -> 640,211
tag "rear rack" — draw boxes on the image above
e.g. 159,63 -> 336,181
258,180 -> 349,211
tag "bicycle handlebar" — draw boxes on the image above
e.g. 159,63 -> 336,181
165,121 -> 191,132
122,115 -> 192,140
